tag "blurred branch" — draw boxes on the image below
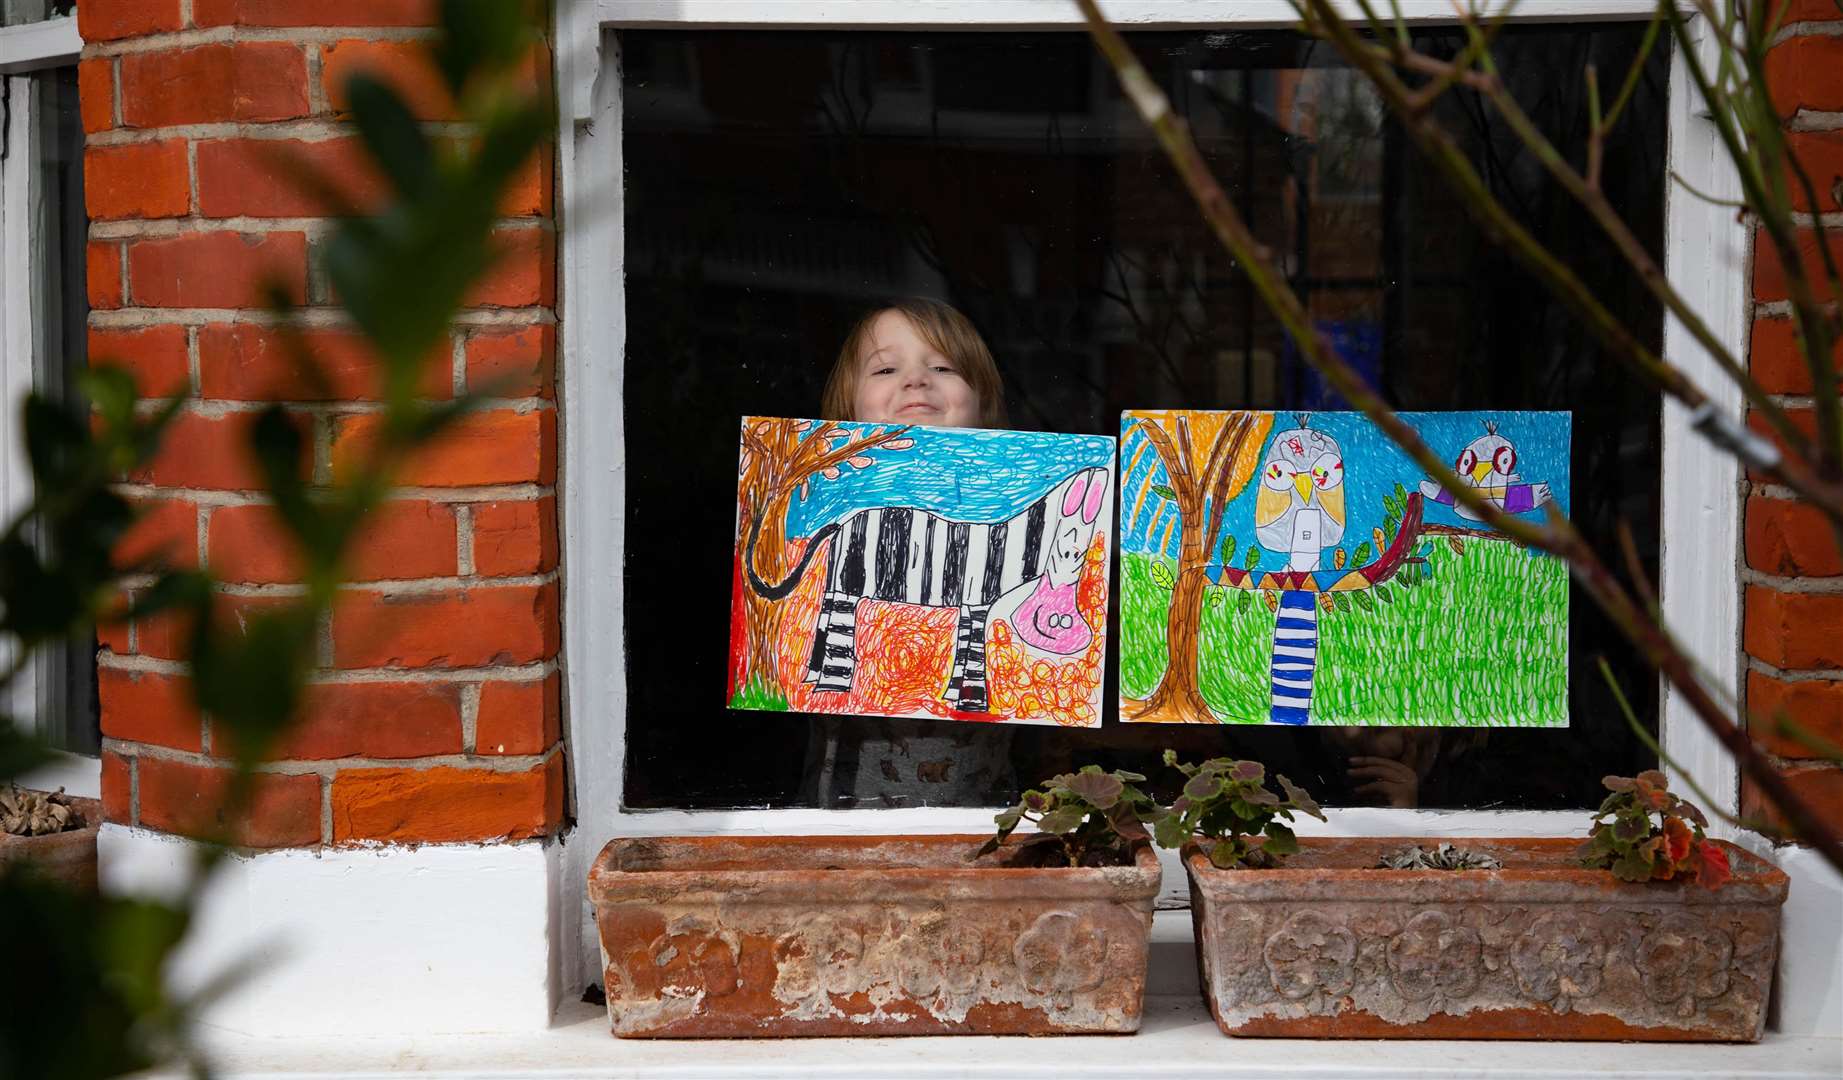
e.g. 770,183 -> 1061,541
1075,0 -> 1843,877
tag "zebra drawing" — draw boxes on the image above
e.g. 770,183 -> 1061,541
745,467 -> 1110,712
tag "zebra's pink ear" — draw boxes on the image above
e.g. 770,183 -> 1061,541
1062,472 -> 1088,518
1080,469 -> 1108,524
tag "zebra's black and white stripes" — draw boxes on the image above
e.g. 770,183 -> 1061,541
746,467 -> 1109,713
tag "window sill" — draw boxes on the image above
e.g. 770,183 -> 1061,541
192,994 -> 1840,1078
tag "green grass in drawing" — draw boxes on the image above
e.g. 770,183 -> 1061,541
1120,540 -> 1568,726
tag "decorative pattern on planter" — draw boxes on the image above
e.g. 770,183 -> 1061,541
1187,837 -> 1788,1041
589,834 -> 1159,1037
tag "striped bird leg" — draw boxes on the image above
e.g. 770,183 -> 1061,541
812,592 -> 860,694
1269,590 -> 1318,725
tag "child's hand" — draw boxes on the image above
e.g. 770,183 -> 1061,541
1346,755 -> 1421,807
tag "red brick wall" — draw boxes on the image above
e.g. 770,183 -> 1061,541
82,0 -> 564,848
1746,6 -> 1843,835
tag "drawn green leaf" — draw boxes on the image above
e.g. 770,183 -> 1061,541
1352,541 -> 1373,565
1207,590 -> 1224,609
1219,535 -> 1237,565
1150,561 -> 1176,591
1244,548 -> 1261,570
1150,484 -> 1177,501
1237,591 -> 1252,612
1374,584 -> 1392,604
1354,591 -> 1375,611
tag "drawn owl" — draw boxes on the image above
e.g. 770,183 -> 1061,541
1418,420 -> 1553,521
1254,417 -> 1346,571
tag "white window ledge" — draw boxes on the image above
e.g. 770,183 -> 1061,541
191,995 -> 1842,1079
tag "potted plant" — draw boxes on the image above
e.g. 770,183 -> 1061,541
1175,765 -> 1788,1041
0,785 -> 100,892
588,765 -> 1162,1037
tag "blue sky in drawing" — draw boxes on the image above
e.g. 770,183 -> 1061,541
1119,411 -> 1572,564
759,419 -> 1117,537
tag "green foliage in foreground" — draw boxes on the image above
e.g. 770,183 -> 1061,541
0,2 -> 550,1076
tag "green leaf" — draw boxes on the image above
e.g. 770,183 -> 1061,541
1153,813 -> 1191,850
1383,493 -> 1401,519
1208,840 -> 1243,869
1228,760 -> 1264,783
345,74 -> 436,200
1332,592 -> 1351,612
1207,590 -> 1224,609
1394,482 -> 1409,507
1352,541 -> 1373,565
1374,584 -> 1392,604
1219,535 -> 1237,565
1036,805 -> 1087,834
1244,548 -> 1261,570
1150,484 -> 1177,501
1183,773 -> 1225,801
1354,591 -> 1375,612
1611,849 -> 1655,882
1237,591 -> 1252,612
1277,774 -> 1324,820
1261,821 -> 1299,855
1149,561 -> 1175,590
1066,770 -> 1124,810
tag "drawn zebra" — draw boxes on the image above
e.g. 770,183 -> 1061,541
745,467 -> 1110,712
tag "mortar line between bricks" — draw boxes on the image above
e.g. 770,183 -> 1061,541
97,650 -> 558,683
89,215 -> 549,239
1791,108 -> 1843,132
1750,481 -> 1801,501
99,737 -> 559,776
319,773 -> 333,845
109,56 -> 122,127
1790,212 -> 1843,229
1741,566 -> 1843,592
1747,655 -> 1843,683
1753,300 -> 1795,319
86,120 -> 479,146
208,570 -> 560,595
305,42 -> 329,117
89,306 -> 555,328
83,25 -> 439,57
1771,21 -> 1843,46
128,753 -> 139,826
111,481 -> 556,505
131,396 -> 557,418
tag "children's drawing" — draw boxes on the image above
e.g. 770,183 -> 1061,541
1118,410 -> 1570,728
730,417 -> 1115,727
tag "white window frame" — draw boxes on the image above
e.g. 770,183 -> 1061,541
0,12 -> 92,796
555,0 -> 1746,995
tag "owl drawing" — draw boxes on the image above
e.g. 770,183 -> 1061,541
1254,418 -> 1346,572
1417,420 -> 1553,521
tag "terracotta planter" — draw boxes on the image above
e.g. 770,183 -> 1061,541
588,833 -> 1161,1037
0,794 -> 100,892
1185,836 -> 1787,1042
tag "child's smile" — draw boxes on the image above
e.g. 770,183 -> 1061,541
854,310 -> 979,428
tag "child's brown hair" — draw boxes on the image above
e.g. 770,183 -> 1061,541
820,298 -> 1008,427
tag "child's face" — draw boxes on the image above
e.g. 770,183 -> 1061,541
852,310 -> 980,428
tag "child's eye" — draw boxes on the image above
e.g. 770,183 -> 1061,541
932,364 -> 957,375
872,366 -> 895,375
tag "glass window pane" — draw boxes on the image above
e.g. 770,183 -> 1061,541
28,66 -> 97,755
619,26 -> 1666,812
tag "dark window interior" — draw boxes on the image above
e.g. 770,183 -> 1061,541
620,25 -> 1667,811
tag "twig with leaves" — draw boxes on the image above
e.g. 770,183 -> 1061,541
1073,0 -> 1843,875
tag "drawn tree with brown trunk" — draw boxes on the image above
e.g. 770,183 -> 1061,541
1124,411 -> 1272,723
734,418 -> 913,698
